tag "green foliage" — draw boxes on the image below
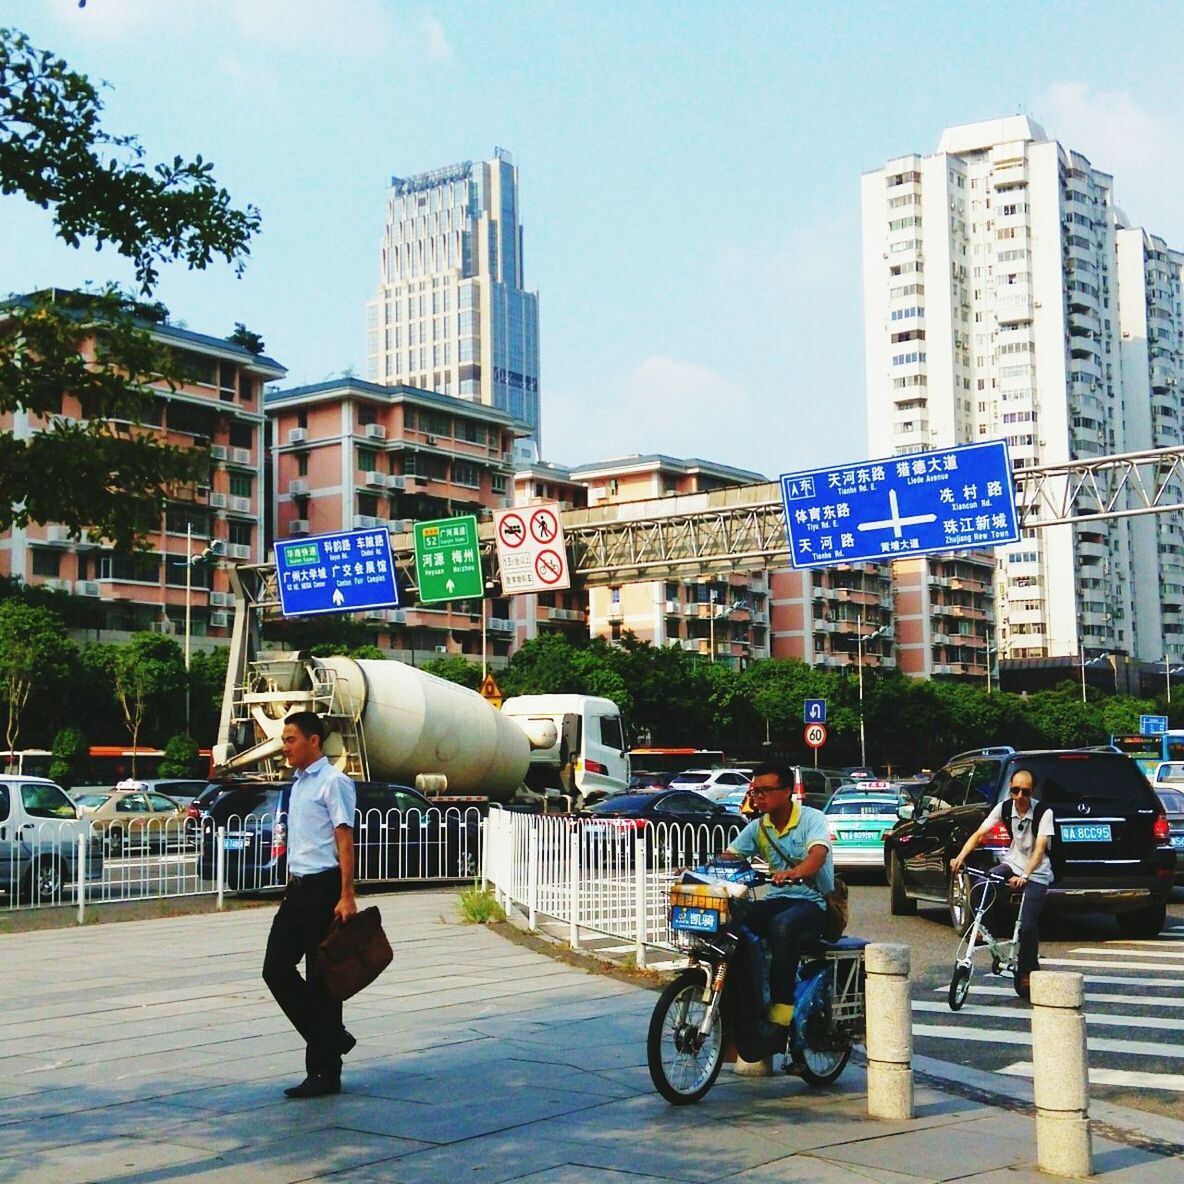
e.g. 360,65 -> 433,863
0,26 -> 259,550
0,600 -> 75,755
347,644 -> 386,661
264,615 -> 377,654
187,647 -> 228,745
227,322 -> 264,355
457,884 -> 506,924
421,655 -> 483,690
159,733 -> 200,777
48,725 -> 88,789
112,633 -> 186,766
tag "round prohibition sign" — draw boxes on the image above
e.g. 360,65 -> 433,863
534,549 -> 565,585
804,723 -> 828,749
497,512 -> 526,549
530,507 -> 559,544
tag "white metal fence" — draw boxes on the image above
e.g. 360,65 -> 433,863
484,809 -> 744,966
2,806 -> 484,915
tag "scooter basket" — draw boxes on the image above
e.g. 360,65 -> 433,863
826,941 -> 867,1042
668,882 -> 731,934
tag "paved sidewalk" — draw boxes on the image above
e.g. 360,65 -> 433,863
0,888 -> 1180,1183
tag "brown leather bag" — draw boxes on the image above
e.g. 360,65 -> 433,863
316,906 -> 393,1001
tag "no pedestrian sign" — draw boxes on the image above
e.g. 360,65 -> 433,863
493,502 -> 571,594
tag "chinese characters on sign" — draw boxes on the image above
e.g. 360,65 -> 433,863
493,503 -> 571,594
413,515 -> 484,603
780,440 -> 1020,570
274,528 -> 398,617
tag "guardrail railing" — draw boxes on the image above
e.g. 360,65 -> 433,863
2,805 -> 484,916
484,810 -> 744,966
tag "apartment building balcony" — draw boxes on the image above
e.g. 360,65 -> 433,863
1069,308 -> 1102,337
606,603 -> 623,621
949,575 -> 988,594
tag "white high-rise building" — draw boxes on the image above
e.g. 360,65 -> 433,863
862,116 -> 1184,665
366,148 -> 541,449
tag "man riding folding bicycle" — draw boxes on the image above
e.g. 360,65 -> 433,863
949,768 -> 1053,996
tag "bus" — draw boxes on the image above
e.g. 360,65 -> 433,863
1109,732 -> 1184,777
2,746 -> 213,783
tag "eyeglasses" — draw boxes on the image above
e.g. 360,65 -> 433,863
749,786 -> 787,797
1016,816 -> 1030,833
1009,787 -> 1032,797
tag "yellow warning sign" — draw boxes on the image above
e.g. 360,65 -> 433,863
478,672 -> 503,708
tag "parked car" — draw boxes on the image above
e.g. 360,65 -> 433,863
667,768 -> 753,801
131,779 -> 210,807
578,790 -> 745,866
825,792 -> 900,871
196,781 -> 481,890
883,746 -> 1177,937
73,786 -> 188,856
0,775 -> 105,901
1153,785 -> 1184,879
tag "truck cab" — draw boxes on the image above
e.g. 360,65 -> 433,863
500,695 -> 630,801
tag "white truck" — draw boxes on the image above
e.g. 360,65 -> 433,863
213,651 -> 629,804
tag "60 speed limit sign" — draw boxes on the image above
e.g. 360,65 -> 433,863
804,723 -> 827,749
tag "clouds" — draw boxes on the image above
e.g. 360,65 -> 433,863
1037,82 -> 1184,242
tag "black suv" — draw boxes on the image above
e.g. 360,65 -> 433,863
883,746 -> 1176,937
196,781 -> 481,890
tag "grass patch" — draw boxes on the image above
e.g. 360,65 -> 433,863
458,884 -> 506,924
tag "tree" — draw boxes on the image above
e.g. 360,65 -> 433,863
0,26 -> 260,549
228,322 -> 265,355
0,600 -> 74,763
421,655 -> 483,690
48,726 -> 89,789
112,633 -> 186,770
159,733 -> 200,778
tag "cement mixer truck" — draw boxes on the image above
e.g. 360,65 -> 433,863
213,650 -> 630,805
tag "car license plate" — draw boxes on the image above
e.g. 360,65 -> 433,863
670,905 -> 720,933
844,830 -> 875,841
1060,823 -> 1112,843
1171,834 -> 1184,849
223,835 -> 249,851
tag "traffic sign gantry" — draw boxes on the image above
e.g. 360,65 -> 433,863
804,723 -> 827,749
413,515 -> 483,603
781,439 -> 1020,569
274,527 -> 398,617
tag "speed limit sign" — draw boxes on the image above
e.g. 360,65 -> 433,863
804,723 -> 827,749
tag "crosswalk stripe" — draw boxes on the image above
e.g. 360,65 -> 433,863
913,1023 -> 1184,1059
998,1062 -> 1184,1093
930,982 -> 1184,1008
1068,946 -> 1184,960
913,999 -> 1181,1031
1041,957 -> 1184,973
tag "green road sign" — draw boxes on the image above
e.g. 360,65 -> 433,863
413,515 -> 483,603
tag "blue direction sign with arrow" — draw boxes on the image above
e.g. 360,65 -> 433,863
780,440 -> 1020,570
274,528 -> 398,617
804,699 -> 827,724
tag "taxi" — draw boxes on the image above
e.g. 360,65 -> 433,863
823,790 -> 899,871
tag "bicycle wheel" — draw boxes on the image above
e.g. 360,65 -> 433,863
646,969 -> 724,1105
948,963 -> 972,1010
796,1037 -> 851,1086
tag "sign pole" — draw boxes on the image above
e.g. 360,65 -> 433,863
482,595 -> 487,679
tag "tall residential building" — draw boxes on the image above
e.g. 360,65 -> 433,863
862,116 -> 1184,665
366,148 -> 541,451
0,291 -> 284,646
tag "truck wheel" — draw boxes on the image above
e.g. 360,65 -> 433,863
888,853 -> 915,915
1117,902 -> 1167,939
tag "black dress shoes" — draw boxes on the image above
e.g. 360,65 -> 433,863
338,1029 -> 357,1057
284,1074 -> 341,1099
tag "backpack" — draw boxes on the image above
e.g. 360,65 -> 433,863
1000,797 -> 1051,840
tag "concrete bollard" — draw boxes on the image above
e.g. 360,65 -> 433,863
1030,971 -> 1093,1177
865,943 -> 914,1119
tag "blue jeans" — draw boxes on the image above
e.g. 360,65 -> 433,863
742,897 -> 827,1006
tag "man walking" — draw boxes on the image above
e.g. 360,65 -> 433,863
262,711 -> 358,1098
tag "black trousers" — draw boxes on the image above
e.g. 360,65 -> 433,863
986,864 -> 1049,977
262,869 -> 345,1079
742,897 -> 827,1007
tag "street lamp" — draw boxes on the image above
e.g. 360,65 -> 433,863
171,525 -> 223,733
856,615 -> 891,767
985,641 -> 996,695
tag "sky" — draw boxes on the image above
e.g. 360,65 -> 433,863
4,1 -> 1184,482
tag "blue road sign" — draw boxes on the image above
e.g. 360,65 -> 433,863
780,440 -> 1020,570
804,698 -> 827,724
1140,714 -> 1169,736
274,528 -> 398,617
